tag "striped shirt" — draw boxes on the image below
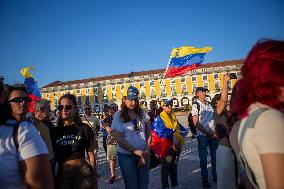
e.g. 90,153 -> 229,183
191,99 -> 214,136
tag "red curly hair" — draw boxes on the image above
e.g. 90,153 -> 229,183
231,39 -> 284,118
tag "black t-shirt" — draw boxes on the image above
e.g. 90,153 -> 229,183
51,122 -> 95,163
214,110 -> 229,139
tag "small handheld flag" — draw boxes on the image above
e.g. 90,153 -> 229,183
164,46 -> 212,77
21,66 -> 42,112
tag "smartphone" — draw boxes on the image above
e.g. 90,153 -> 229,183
228,73 -> 237,79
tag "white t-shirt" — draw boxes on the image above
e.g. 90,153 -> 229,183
81,114 -> 100,132
0,120 -> 48,189
111,110 -> 150,154
239,103 -> 284,189
191,99 -> 214,136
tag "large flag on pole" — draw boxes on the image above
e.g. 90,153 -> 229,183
164,46 -> 212,77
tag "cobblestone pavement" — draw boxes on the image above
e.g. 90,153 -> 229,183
97,115 -> 217,189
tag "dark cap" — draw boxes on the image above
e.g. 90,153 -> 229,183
127,86 -> 139,100
161,99 -> 172,106
195,87 -> 209,93
109,103 -> 118,110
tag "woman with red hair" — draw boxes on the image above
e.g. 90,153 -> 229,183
231,39 -> 284,189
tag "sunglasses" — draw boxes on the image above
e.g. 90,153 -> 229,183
165,104 -> 172,107
57,104 -> 73,111
9,97 -> 31,103
85,108 -> 91,110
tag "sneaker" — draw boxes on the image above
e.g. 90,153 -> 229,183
202,180 -> 210,188
109,176 -> 117,184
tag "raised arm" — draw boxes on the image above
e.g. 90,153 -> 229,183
216,73 -> 230,115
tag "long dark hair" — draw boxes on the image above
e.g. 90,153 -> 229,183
120,97 -> 143,123
0,84 -> 28,124
57,93 -> 82,127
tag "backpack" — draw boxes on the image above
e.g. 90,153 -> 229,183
238,107 -> 268,189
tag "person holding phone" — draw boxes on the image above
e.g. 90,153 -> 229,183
211,74 -> 236,189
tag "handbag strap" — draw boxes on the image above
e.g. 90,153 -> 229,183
238,107 -> 268,189
12,122 -> 20,152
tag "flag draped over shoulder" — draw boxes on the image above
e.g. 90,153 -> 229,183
164,46 -> 212,77
21,66 -> 41,112
150,111 -> 188,158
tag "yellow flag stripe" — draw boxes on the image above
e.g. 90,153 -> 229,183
21,66 -> 35,78
171,46 -> 212,58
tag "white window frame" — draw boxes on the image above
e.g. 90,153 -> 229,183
85,88 -> 90,94
203,82 -> 209,90
192,83 -> 197,93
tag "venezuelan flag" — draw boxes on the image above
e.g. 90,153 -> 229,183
21,66 -> 42,112
164,46 -> 212,77
150,115 -> 188,158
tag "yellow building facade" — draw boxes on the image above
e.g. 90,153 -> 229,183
41,60 -> 243,111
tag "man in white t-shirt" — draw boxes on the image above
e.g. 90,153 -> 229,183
81,104 -> 100,175
81,104 -> 100,134
192,87 -> 218,188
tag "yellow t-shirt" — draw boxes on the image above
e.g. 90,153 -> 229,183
239,103 -> 284,189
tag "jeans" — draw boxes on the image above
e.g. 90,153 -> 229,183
118,152 -> 150,189
197,135 -> 218,181
161,148 -> 181,189
216,145 -> 236,189
102,136 -> 107,154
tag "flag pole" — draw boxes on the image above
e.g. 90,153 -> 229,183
163,47 -> 174,79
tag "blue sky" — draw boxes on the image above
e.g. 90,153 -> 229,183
1,0 -> 284,87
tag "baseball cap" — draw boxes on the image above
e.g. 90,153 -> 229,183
34,99 -> 50,112
109,103 -> 118,110
126,86 -> 139,100
161,99 -> 172,106
195,87 -> 209,93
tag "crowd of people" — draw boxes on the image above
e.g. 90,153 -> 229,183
0,39 -> 284,189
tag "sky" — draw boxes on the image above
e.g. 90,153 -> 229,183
1,0 -> 284,87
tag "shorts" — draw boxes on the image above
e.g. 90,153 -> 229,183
107,144 -> 117,160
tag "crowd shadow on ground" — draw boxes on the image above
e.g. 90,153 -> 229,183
97,137 -> 217,189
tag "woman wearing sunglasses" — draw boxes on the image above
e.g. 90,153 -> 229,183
151,99 -> 187,189
111,86 -> 151,189
0,85 -> 54,189
51,93 -> 97,189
